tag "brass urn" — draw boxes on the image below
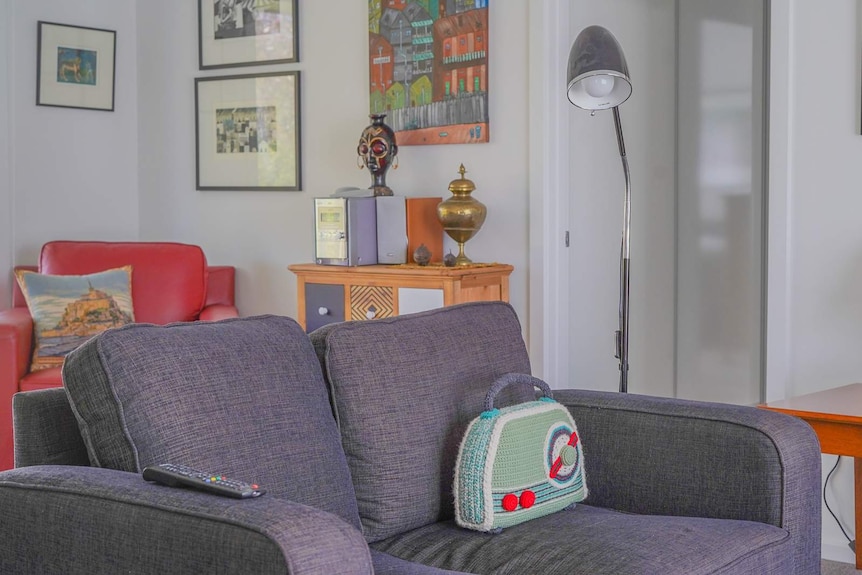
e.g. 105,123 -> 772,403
437,164 -> 487,266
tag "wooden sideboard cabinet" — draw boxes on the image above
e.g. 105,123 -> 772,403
288,263 -> 513,332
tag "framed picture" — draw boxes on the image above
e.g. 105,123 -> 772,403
36,21 -> 116,112
368,1 -> 489,145
195,71 -> 301,191
198,0 -> 299,69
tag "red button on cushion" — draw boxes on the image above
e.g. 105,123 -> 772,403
520,490 -> 536,509
502,493 -> 518,511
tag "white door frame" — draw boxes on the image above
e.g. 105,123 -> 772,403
527,0 -> 792,401
527,0 -> 571,388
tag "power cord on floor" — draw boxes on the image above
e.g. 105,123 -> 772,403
824,455 -> 854,547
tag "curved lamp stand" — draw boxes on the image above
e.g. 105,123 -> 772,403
566,26 -> 633,393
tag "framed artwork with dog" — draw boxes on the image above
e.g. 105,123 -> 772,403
195,71 -> 301,191
36,21 -> 116,112
199,0 -> 299,69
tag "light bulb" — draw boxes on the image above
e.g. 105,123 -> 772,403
583,75 -> 614,98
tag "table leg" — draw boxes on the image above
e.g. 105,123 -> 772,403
856,458 -> 862,569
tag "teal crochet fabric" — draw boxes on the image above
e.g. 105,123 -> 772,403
456,412 -> 496,526
454,399 -> 588,532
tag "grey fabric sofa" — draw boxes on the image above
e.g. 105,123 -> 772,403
0,302 -> 821,574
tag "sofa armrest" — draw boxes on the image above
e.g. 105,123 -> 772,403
206,265 -> 236,307
199,303 -> 240,321
0,307 -> 34,470
0,307 -> 33,383
202,266 -> 238,320
556,389 -> 821,575
13,388 -> 90,468
0,465 -> 373,575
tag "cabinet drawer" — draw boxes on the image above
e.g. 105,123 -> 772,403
305,283 -> 345,332
350,285 -> 394,321
398,287 -> 444,315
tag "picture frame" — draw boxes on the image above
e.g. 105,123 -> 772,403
195,71 -> 301,191
198,0 -> 299,69
36,21 -> 116,112
368,1 -> 489,145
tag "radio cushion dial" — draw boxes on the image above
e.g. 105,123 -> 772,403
502,493 -> 518,512
561,444 -> 577,466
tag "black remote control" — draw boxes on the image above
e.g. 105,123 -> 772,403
143,463 -> 265,499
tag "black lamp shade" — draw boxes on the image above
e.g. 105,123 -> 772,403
566,26 -> 632,110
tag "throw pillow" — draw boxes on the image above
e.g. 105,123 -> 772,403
454,373 -> 587,533
15,266 -> 135,371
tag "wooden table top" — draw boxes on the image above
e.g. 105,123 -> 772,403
760,383 -> 862,424
288,263 -> 513,278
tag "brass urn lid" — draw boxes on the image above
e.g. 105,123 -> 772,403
448,164 -> 476,194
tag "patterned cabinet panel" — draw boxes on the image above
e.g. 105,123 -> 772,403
350,285 -> 394,321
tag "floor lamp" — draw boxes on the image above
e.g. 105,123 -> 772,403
566,26 -> 633,393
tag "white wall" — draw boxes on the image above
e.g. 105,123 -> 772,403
787,3 -> 862,397
4,0 -> 139,269
785,0 -> 862,563
136,0 -> 531,321
0,0 -> 12,306
564,0 -> 677,397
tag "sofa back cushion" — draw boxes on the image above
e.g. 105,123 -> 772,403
39,241 -> 207,324
62,315 -> 362,529
310,301 -> 533,542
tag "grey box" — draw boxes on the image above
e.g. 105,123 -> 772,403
314,196 -> 378,266
376,196 -> 407,264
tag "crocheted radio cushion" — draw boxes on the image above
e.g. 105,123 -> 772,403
454,397 -> 588,532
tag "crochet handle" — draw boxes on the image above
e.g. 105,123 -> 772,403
484,373 -> 554,411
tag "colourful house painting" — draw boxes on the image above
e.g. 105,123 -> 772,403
368,0 -> 489,145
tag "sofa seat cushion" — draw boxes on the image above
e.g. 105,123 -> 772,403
370,505 -> 791,575
61,315 -> 362,530
371,550 -> 470,575
310,302 -> 535,542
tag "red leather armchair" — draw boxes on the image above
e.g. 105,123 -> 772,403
0,241 -> 238,470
